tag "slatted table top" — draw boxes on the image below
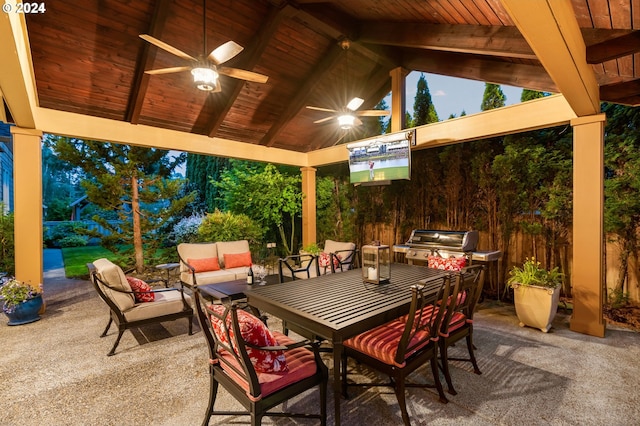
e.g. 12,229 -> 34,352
246,263 -> 446,341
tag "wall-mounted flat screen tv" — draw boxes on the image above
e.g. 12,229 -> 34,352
347,130 -> 414,185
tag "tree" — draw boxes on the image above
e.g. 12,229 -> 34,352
0,204 -> 14,275
481,83 -> 506,111
42,135 -> 84,220
50,136 -> 194,272
185,154 -> 230,212
215,162 -> 303,255
412,73 -> 439,125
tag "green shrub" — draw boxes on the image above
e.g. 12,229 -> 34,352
44,222 -> 90,248
608,287 -> 629,309
58,235 -> 88,248
0,206 -> 14,275
198,210 -> 263,245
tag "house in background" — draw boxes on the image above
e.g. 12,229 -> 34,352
0,122 -> 13,213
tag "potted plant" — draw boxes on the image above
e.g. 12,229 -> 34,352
507,258 -> 563,332
0,277 -> 44,325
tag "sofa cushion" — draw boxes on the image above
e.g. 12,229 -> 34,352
126,276 -> 155,303
188,257 -> 221,272
180,270 -> 236,286
123,290 -> 191,322
216,240 -> 250,268
323,240 -> 356,265
209,304 -> 287,373
177,243 -> 218,273
224,252 -> 252,269
93,258 -> 135,311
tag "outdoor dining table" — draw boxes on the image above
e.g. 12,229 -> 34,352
246,262 -> 448,426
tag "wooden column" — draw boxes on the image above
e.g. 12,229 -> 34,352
570,114 -> 606,337
11,127 -> 43,288
389,67 -> 408,132
300,166 -> 317,248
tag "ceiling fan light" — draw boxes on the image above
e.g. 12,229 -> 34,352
338,113 -> 355,129
191,66 -> 218,91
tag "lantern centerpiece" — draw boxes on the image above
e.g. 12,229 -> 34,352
361,244 -> 391,284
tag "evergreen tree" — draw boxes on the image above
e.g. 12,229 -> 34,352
51,136 -> 194,272
185,154 -> 230,212
481,83 -> 506,111
412,74 -> 439,126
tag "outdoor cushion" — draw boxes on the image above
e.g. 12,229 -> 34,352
323,239 -> 356,264
209,304 -> 287,373
93,258 -> 135,311
178,243 -> 218,273
123,290 -> 192,322
217,330 -> 317,398
223,252 -> 252,269
318,252 -> 340,269
180,269 -> 236,286
216,240 -> 250,268
126,276 -> 155,303
428,255 -> 467,271
188,257 -> 221,272
344,315 -> 434,366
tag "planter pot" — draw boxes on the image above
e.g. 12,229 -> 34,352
512,284 -> 561,332
3,294 -> 43,325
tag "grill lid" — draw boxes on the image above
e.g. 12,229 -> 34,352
406,230 -> 479,252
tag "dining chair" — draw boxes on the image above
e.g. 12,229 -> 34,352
438,264 -> 486,395
341,275 -> 456,425
278,253 -> 320,281
192,288 -> 328,426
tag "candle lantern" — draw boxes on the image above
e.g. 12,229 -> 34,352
361,244 -> 391,284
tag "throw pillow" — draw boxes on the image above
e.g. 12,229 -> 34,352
188,257 -> 220,272
318,252 -> 341,269
224,252 -> 252,269
427,255 -> 467,272
209,304 -> 287,373
126,276 -> 155,303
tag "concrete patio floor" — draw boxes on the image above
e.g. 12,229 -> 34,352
1,249 -> 638,425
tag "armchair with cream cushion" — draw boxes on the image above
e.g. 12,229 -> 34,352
88,258 -> 193,356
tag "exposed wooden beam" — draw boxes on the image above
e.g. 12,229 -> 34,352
360,23 -> 536,60
202,3 -> 289,137
402,48 -> 558,93
600,79 -> 640,102
501,0 -> 599,116
262,42 -> 344,147
587,31 -> 640,64
125,0 -> 171,124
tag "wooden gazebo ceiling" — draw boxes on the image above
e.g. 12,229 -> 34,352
12,0 -> 640,153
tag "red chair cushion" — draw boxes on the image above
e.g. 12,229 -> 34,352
428,255 -> 467,271
445,311 -> 468,334
126,277 -> 155,303
224,252 -> 252,269
217,331 -> 318,398
344,310 -> 435,366
188,257 -> 220,272
209,305 -> 287,373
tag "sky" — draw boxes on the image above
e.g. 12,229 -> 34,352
398,71 -> 523,119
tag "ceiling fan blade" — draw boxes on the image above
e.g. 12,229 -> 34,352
356,110 -> 391,117
139,34 -> 195,61
218,67 -> 268,83
314,116 -> 336,124
346,97 -> 364,111
209,40 -> 244,65
306,105 -> 338,113
354,117 -> 363,126
145,66 -> 191,75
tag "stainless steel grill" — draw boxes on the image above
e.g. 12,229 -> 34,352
393,229 -> 501,265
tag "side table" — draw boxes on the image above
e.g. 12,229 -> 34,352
155,262 -> 180,288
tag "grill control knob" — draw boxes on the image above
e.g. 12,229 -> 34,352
423,252 -> 428,258
410,251 -> 416,256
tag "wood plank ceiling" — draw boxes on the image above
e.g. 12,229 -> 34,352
12,0 -> 640,153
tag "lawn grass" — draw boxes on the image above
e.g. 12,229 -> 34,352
61,246 -> 117,279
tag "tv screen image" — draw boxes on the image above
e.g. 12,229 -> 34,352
347,130 -> 413,184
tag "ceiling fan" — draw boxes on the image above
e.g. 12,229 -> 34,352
139,0 -> 268,92
306,39 -> 389,129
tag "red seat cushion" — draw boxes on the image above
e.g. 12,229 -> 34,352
344,311 -> 435,366
217,331 -> 318,398
445,311 -> 468,334
126,277 -> 155,303
209,305 -> 287,373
